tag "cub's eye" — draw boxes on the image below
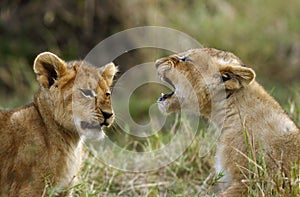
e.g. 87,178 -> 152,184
79,89 -> 96,98
180,57 -> 190,62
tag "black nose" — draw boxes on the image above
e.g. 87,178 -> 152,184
101,110 -> 113,119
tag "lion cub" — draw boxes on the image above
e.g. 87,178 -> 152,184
0,52 -> 117,196
155,48 -> 300,196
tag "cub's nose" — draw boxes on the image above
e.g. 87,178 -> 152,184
101,110 -> 113,119
100,110 -> 114,127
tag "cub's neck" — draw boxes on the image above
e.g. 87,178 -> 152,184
217,82 -> 298,136
34,91 -> 80,148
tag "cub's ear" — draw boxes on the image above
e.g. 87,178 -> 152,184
99,62 -> 118,86
33,52 -> 67,88
219,65 -> 256,90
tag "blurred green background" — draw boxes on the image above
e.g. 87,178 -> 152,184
0,0 -> 300,111
1,1 -> 300,195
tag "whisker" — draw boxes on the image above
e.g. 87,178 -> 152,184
114,117 -> 127,127
110,123 -> 119,131
113,113 -> 128,124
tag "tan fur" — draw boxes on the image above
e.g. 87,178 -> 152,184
0,52 -> 117,196
155,48 -> 300,196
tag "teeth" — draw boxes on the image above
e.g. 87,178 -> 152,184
161,93 -> 165,97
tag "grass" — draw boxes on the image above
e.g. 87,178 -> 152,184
43,116 -> 214,196
239,129 -> 300,197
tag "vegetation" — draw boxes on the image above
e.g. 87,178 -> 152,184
1,0 -> 300,107
1,0 -> 300,196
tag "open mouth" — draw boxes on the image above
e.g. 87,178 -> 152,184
157,77 -> 175,102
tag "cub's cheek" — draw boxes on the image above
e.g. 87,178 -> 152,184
157,101 -> 168,114
157,96 -> 181,114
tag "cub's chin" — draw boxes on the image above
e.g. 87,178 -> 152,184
81,128 -> 105,141
74,117 -> 106,140
157,92 -> 181,114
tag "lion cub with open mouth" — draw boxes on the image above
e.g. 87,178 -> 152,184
0,52 -> 117,196
155,48 -> 300,196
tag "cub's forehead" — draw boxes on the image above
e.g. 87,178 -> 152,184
174,49 -> 196,58
67,60 -> 104,85
202,48 -> 243,66
174,48 -> 210,58
68,61 -> 100,75
175,48 -> 244,67
67,60 -> 97,70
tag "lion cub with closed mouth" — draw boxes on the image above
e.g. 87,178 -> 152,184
155,48 -> 300,196
0,52 -> 117,196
